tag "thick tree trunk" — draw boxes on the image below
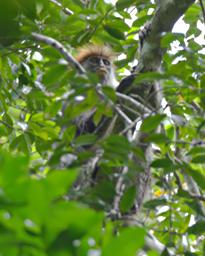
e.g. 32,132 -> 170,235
137,0 -> 195,72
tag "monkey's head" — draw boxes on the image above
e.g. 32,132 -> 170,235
76,44 -> 117,88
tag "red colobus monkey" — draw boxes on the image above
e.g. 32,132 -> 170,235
76,44 -> 118,88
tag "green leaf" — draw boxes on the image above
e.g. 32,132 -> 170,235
45,170 -> 78,199
161,32 -> 184,48
191,155 -> 205,164
27,170 -> 77,224
42,64 -> 67,87
45,201 -> 103,246
103,135 -> 131,162
169,61 -> 192,79
116,0 -> 137,10
10,134 -> 31,154
141,114 -> 166,132
184,5 -> 200,23
185,200 -> 205,216
103,24 -> 125,40
144,133 -> 169,144
75,134 -> 97,146
200,74 -> 205,88
0,151 -> 29,184
29,122 -> 49,140
17,0 -> 37,19
144,199 -> 167,209
62,125 -> 76,142
177,188 -> 192,199
151,158 -> 174,170
0,234 -> 19,256
197,120 -> 205,132
2,113 -> 13,127
0,1 -> 20,45
102,227 -> 145,256
132,16 -> 150,27
188,221 -> 205,235
102,86 -> 117,102
0,151 -> 29,202
31,112 -> 44,122
134,72 -> 170,83
187,147 -> 205,156
120,186 -> 136,213
72,30 -> 92,45
7,107 -> 21,120
188,169 -> 205,190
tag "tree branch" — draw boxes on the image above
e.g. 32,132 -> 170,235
32,33 -> 85,74
199,0 -> 205,24
49,0 -> 73,15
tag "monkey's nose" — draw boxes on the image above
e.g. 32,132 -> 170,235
97,67 -> 107,76
99,59 -> 105,66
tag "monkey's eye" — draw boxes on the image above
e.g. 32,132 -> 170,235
103,59 -> 110,66
88,56 -> 100,65
88,56 -> 111,66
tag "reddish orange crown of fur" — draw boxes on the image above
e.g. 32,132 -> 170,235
76,44 -> 115,63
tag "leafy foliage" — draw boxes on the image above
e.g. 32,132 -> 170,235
0,0 -> 205,255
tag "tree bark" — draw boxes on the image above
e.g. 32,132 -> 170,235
137,0 -> 196,72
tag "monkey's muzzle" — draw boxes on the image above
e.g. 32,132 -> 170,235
96,67 -> 107,76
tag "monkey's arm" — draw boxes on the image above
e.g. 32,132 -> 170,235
74,108 -> 97,136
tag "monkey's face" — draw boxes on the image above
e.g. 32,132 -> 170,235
81,55 -> 112,83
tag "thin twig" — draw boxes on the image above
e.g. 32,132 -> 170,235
49,0 -> 73,15
115,106 -> 132,125
32,33 -> 85,74
120,117 -> 141,135
130,93 -> 154,111
111,166 -> 128,218
121,104 -> 141,116
96,87 -> 132,126
174,172 -> 205,202
1,45 -> 36,58
0,120 -> 33,137
116,92 -> 151,114
173,129 -> 205,213
190,194 -> 205,202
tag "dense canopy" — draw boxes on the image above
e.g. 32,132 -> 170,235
0,0 -> 205,255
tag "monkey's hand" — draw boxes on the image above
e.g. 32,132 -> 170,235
139,21 -> 152,50
131,21 -> 152,73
